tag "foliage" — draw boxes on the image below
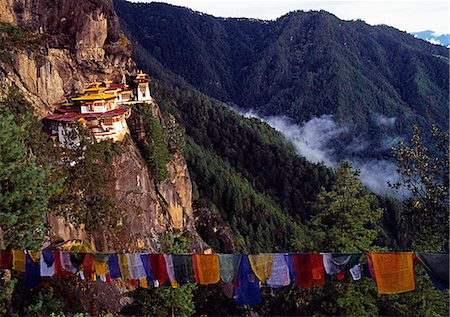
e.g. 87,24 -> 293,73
153,82 -> 335,224
23,288 -> 63,317
0,23 -> 29,46
115,0 -> 448,162
306,161 -> 383,252
0,271 -> 16,316
123,284 -> 196,317
49,124 -> 121,235
389,124 -> 449,251
0,87 -> 58,249
186,138 -> 305,252
0,23 -> 39,64
164,112 -> 186,153
131,104 -> 170,183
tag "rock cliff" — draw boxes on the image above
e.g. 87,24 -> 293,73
0,0 -> 133,117
0,0 -> 205,252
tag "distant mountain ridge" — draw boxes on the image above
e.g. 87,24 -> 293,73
412,30 -> 450,47
114,0 -> 449,163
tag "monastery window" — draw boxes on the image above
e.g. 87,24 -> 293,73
103,118 -> 113,126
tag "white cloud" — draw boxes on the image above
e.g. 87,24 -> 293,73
355,159 -> 408,197
229,105 -> 405,197
428,37 -> 442,45
375,114 -> 396,127
265,115 -> 346,165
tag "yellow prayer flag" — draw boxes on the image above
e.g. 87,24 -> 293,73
249,254 -> 273,284
93,260 -> 107,277
195,254 -> 220,285
140,277 -> 148,288
371,252 -> 415,294
118,254 -> 130,280
28,250 -> 41,263
12,250 -> 26,272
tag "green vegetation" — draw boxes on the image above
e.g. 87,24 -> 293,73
0,87 -> 58,249
115,0 -> 448,162
186,138 -> 305,252
130,104 -> 170,183
0,23 -> 37,64
151,81 -> 335,252
49,125 -> 122,235
154,82 -> 335,223
306,161 -> 383,252
22,288 -> 63,317
389,125 -> 449,251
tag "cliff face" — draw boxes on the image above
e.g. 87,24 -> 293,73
0,0 -> 133,117
48,136 -> 204,252
0,0 -> 205,252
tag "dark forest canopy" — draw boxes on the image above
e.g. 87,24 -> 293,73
114,0 -> 449,162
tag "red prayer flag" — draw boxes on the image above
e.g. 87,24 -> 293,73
293,254 -> 325,288
366,253 -> 377,283
54,251 -> 72,277
82,254 -> 94,278
130,279 -> 139,286
149,254 -> 169,285
192,254 -> 200,284
0,250 -> 12,269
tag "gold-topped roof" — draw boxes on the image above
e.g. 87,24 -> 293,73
84,87 -> 107,93
72,93 -> 116,101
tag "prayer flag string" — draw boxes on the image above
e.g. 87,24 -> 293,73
0,251 -> 447,305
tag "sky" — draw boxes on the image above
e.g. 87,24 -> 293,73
131,0 -> 449,34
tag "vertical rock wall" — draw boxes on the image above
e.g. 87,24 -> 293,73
0,0 -> 133,116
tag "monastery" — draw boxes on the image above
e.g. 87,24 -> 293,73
44,71 -> 152,145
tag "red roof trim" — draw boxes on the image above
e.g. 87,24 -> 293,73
45,108 -> 128,123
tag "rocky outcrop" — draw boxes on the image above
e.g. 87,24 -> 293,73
106,137 -> 168,252
46,135 -> 205,252
0,0 -> 206,252
158,151 -> 194,230
0,0 -> 133,116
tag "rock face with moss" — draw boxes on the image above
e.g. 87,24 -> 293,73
0,0 -> 133,117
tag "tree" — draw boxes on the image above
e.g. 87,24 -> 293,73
300,162 -> 383,316
132,104 -> 170,183
0,87 -> 59,315
164,113 -> 186,153
389,124 -> 449,251
0,89 -> 58,249
307,161 -> 383,252
49,123 -> 120,235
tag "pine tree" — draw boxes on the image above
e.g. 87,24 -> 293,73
307,161 -> 383,252
0,100 -> 56,249
304,161 -> 383,316
137,104 -> 170,183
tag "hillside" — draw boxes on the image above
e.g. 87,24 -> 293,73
114,0 -> 449,162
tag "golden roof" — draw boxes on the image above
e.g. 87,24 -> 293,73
72,93 -> 116,101
84,87 -> 107,93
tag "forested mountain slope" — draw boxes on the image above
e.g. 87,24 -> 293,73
151,81 -> 336,252
114,0 -> 449,160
